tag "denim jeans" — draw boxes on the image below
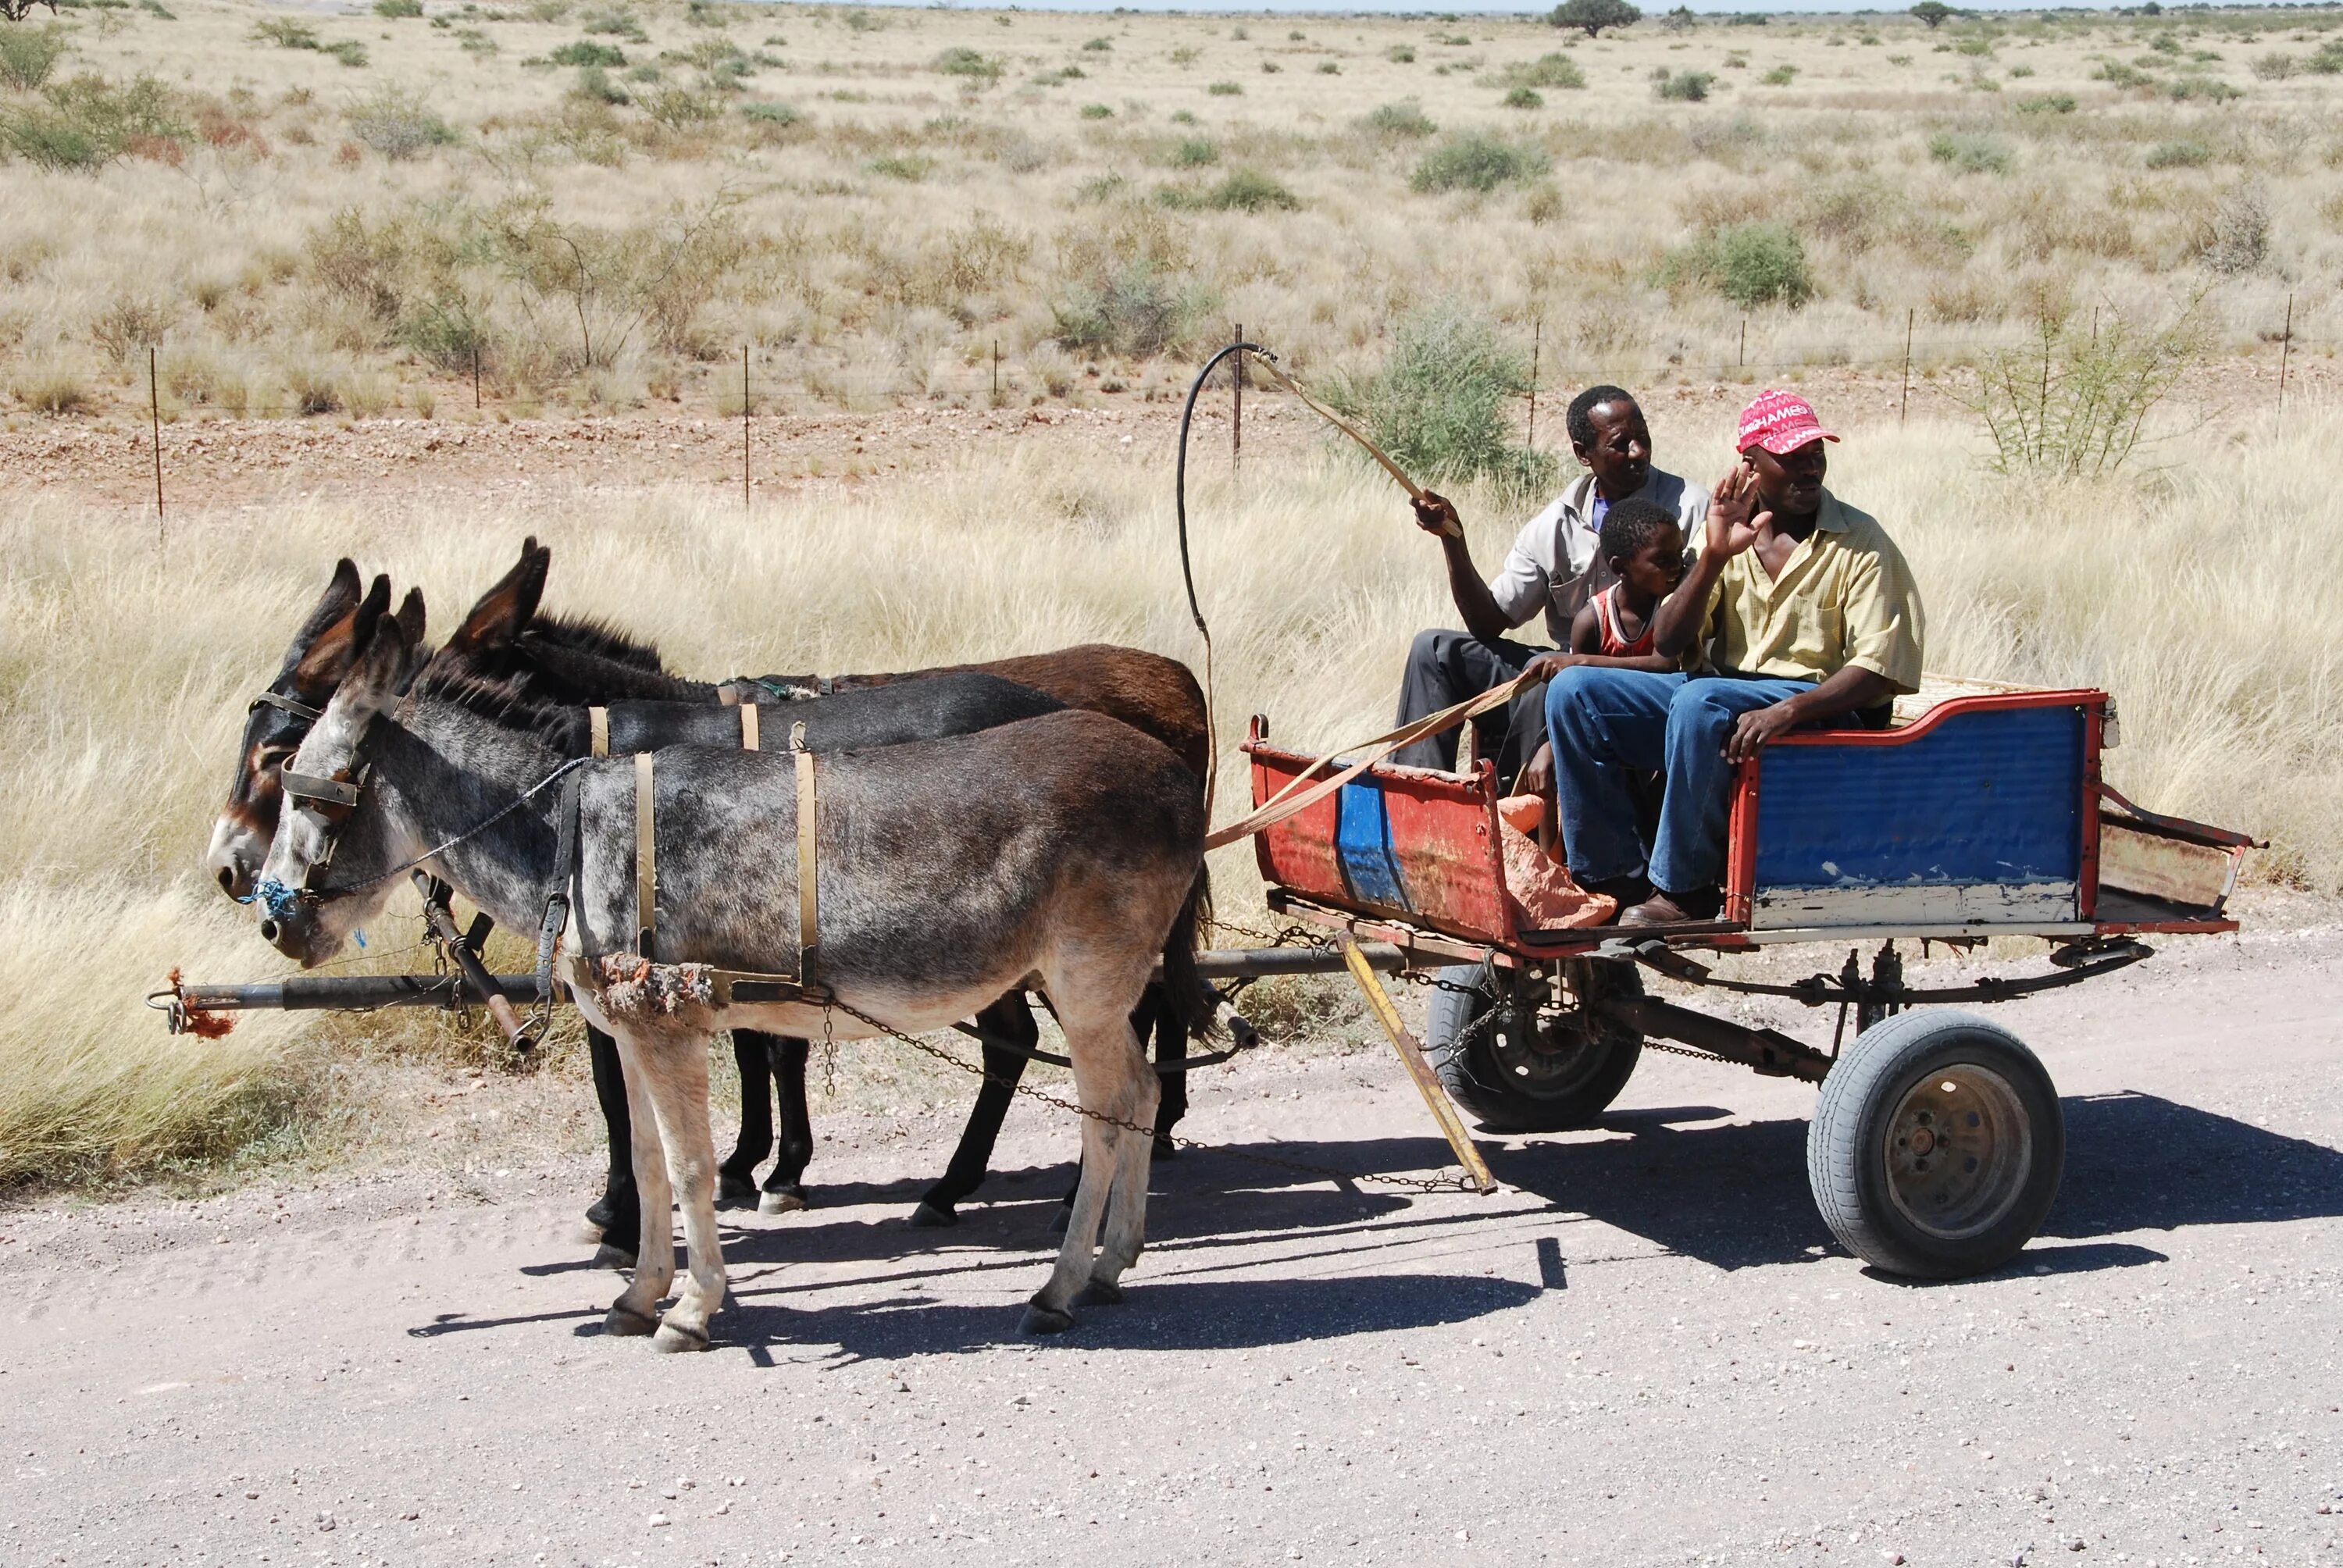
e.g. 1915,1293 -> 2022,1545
1543,668 -> 1815,894
1390,627 -> 1550,781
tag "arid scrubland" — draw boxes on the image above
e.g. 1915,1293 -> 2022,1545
0,0 -> 2332,419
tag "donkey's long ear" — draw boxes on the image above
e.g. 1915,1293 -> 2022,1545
392,586 -> 427,649
443,543 -> 550,661
274,558 -> 364,678
292,572 -> 392,694
337,598 -> 416,723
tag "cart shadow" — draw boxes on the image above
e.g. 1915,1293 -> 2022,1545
1475,1088 -> 2343,1272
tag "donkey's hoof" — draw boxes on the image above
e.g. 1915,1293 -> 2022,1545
651,1320 -> 711,1354
715,1175 -> 759,1211
1073,1280 -> 1125,1308
1020,1300 -> 1076,1336
908,1202 -> 959,1230
577,1220 -> 608,1245
584,1193 -> 619,1233
604,1305 -> 658,1338
592,1244 -> 638,1271
758,1186 -> 809,1216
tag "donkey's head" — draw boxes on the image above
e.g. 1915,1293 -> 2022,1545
254,596 -> 432,967
206,561 -> 412,901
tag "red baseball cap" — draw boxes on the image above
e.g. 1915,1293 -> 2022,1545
1736,389 -> 1840,455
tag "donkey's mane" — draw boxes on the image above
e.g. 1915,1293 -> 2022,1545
417,667 -> 590,757
522,612 -> 670,674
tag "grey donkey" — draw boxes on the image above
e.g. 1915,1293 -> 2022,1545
253,602 -> 1211,1349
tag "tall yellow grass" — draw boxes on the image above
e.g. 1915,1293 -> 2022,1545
2,399 -> 2335,1184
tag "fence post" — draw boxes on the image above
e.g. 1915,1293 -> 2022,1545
2277,289 -> 2296,431
991,339 -> 999,401
740,344 -> 751,511
1528,317 -> 1540,446
473,344 -> 481,412
149,345 -> 164,547
1232,321 -> 1243,470
1738,317 -> 1746,370
1899,308 -> 1914,426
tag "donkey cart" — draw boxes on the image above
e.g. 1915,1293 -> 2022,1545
1232,678 -> 2255,1281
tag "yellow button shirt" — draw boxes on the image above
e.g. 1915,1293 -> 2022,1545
1696,490 -> 1926,693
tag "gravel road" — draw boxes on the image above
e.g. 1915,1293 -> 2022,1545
5,917 -> 2341,1567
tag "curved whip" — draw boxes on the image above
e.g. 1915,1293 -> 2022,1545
1173,340 -> 1257,821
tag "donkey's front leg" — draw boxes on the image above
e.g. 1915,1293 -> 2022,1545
604,1028 -> 672,1338
637,1028 -> 727,1353
1023,1113 -> 1120,1336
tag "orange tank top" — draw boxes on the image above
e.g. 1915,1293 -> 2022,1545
1593,586 -> 1657,658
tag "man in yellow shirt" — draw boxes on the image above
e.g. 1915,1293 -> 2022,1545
1542,390 -> 1926,926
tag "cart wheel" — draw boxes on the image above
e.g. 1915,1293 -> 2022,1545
1807,1010 -> 2063,1280
1425,960 -> 1642,1133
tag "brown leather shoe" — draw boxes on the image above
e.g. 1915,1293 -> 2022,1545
1582,874 -> 1651,910
1618,886 -> 1723,927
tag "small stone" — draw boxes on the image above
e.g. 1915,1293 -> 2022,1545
647,1513 -> 670,1528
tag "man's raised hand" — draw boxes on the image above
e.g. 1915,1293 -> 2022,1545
1706,468 -> 1771,560
1412,490 -> 1464,541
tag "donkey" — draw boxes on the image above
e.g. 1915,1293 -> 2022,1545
256,606 -> 1208,1348
441,543 -> 1211,1232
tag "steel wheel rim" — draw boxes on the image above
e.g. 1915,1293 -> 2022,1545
1487,1007 -> 1607,1099
1882,1063 -> 2032,1241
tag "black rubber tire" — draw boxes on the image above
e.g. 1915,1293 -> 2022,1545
1426,961 -> 1642,1133
1807,1009 -> 2064,1280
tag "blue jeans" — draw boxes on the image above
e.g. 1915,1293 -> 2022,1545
1544,669 -> 1814,894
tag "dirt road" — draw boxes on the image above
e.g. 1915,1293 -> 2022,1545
5,915 -> 2341,1566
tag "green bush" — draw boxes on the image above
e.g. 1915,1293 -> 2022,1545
1387,44 -> 1416,63
0,24 -> 70,92
571,63 -> 628,103
1358,100 -> 1435,137
740,100 -> 801,125
934,47 -> 1001,84
1079,102 -> 1111,119
2306,41 -> 2343,74
0,73 -> 184,172
2092,60 -> 2152,87
551,40 -> 626,66
1659,222 -> 1813,308
1503,86 -> 1543,109
1317,61 -> 1340,75
2144,139 -> 2211,169
325,41 -> 368,67
1324,301 -> 1557,504
2013,92 -> 2077,113
374,0 -> 424,16
1082,36 -> 1111,52
1501,52 -> 1586,89
1410,132 -> 1546,193
1653,69 -> 1714,100
346,84 -> 458,158
1761,63 -> 1798,84
1206,80 -> 1243,95
1204,168 -> 1298,212
252,17 -> 321,49
2252,51 -> 2296,80
1052,258 -> 1209,358
1927,131 -> 2013,174
1169,136 -> 1217,166
868,152 -> 929,180
2167,76 -> 2239,102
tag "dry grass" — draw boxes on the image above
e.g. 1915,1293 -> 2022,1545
3,394 -> 2339,1183
0,0 -> 2334,419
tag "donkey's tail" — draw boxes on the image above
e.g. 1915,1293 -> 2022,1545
1159,863 -> 1215,1041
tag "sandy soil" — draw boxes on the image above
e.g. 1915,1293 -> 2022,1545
4,907 -> 2340,1566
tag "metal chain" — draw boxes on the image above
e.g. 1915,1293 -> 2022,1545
823,996 -> 1478,1196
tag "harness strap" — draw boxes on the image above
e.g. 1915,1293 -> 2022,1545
281,768 -> 362,807
793,721 -> 818,984
250,691 -> 323,722
589,706 -> 609,758
635,751 -> 657,960
533,769 -> 583,1004
741,703 -> 760,751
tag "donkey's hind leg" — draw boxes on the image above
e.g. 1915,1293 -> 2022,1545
759,1036 -> 813,1215
619,1022 -> 728,1353
911,996 -> 1036,1228
1023,1001 -> 1152,1335
718,1031 -> 776,1210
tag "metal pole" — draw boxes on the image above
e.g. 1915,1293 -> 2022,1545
148,345 -> 163,545
1738,317 -> 1746,369
473,344 -> 481,411
991,339 -> 999,401
1527,318 -> 1539,446
741,344 -> 751,511
2277,290 -> 2296,429
1899,308 -> 1914,426
1231,321 -> 1243,469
